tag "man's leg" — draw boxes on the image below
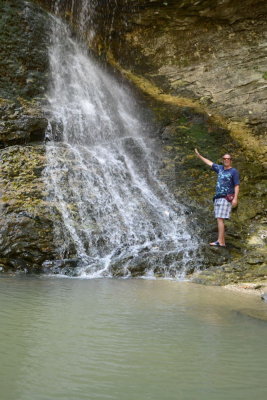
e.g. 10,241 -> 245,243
210,199 -> 229,246
217,218 -> 225,246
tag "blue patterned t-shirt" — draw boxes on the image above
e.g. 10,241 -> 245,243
211,164 -> 240,196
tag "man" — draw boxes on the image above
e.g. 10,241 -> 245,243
194,148 -> 240,247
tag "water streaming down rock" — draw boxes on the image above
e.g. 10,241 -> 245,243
44,15 -> 200,278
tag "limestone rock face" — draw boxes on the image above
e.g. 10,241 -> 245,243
0,98 -> 48,147
0,0 -> 57,271
0,0 -> 50,101
0,0 -> 50,147
0,0 -> 266,279
108,0 -> 267,158
36,0 -> 267,157
0,145 -> 57,272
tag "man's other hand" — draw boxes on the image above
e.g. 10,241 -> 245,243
232,199 -> 238,208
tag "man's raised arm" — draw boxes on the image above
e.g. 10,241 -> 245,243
194,148 -> 213,167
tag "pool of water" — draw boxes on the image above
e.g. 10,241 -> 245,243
0,276 -> 267,400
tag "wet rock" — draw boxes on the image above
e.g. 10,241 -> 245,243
0,0 -> 51,146
261,293 -> 267,302
0,0 -> 50,101
246,257 -> 265,265
109,255 -> 147,277
0,99 -> 48,146
0,2 -> 59,272
0,145 -> 61,272
42,259 -> 80,275
191,253 -> 267,286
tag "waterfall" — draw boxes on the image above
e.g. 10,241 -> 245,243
44,13 -> 200,278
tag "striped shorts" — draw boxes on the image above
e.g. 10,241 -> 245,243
214,198 -> 232,219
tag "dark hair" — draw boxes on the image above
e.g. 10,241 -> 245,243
222,154 -> 232,159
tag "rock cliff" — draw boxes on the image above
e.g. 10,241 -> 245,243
0,0 -> 266,282
35,0 -> 267,158
0,0 -> 59,272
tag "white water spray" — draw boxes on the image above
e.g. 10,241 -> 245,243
44,15 -> 200,278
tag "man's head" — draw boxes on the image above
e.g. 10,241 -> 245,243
222,154 -> 232,168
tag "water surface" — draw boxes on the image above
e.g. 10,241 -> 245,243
0,276 -> 267,400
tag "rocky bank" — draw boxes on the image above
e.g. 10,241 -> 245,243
0,0 -> 266,282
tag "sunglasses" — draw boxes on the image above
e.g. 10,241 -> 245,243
223,157 -> 231,160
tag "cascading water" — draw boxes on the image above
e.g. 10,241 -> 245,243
44,11 -> 201,278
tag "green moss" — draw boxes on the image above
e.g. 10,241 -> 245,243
0,145 -> 46,212
262,72 -> 267,80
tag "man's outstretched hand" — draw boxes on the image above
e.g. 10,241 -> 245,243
194,149 -> 213,167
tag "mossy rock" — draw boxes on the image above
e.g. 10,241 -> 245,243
0,145 -> 59,272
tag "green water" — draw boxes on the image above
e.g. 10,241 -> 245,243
0,276 -> 267,400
